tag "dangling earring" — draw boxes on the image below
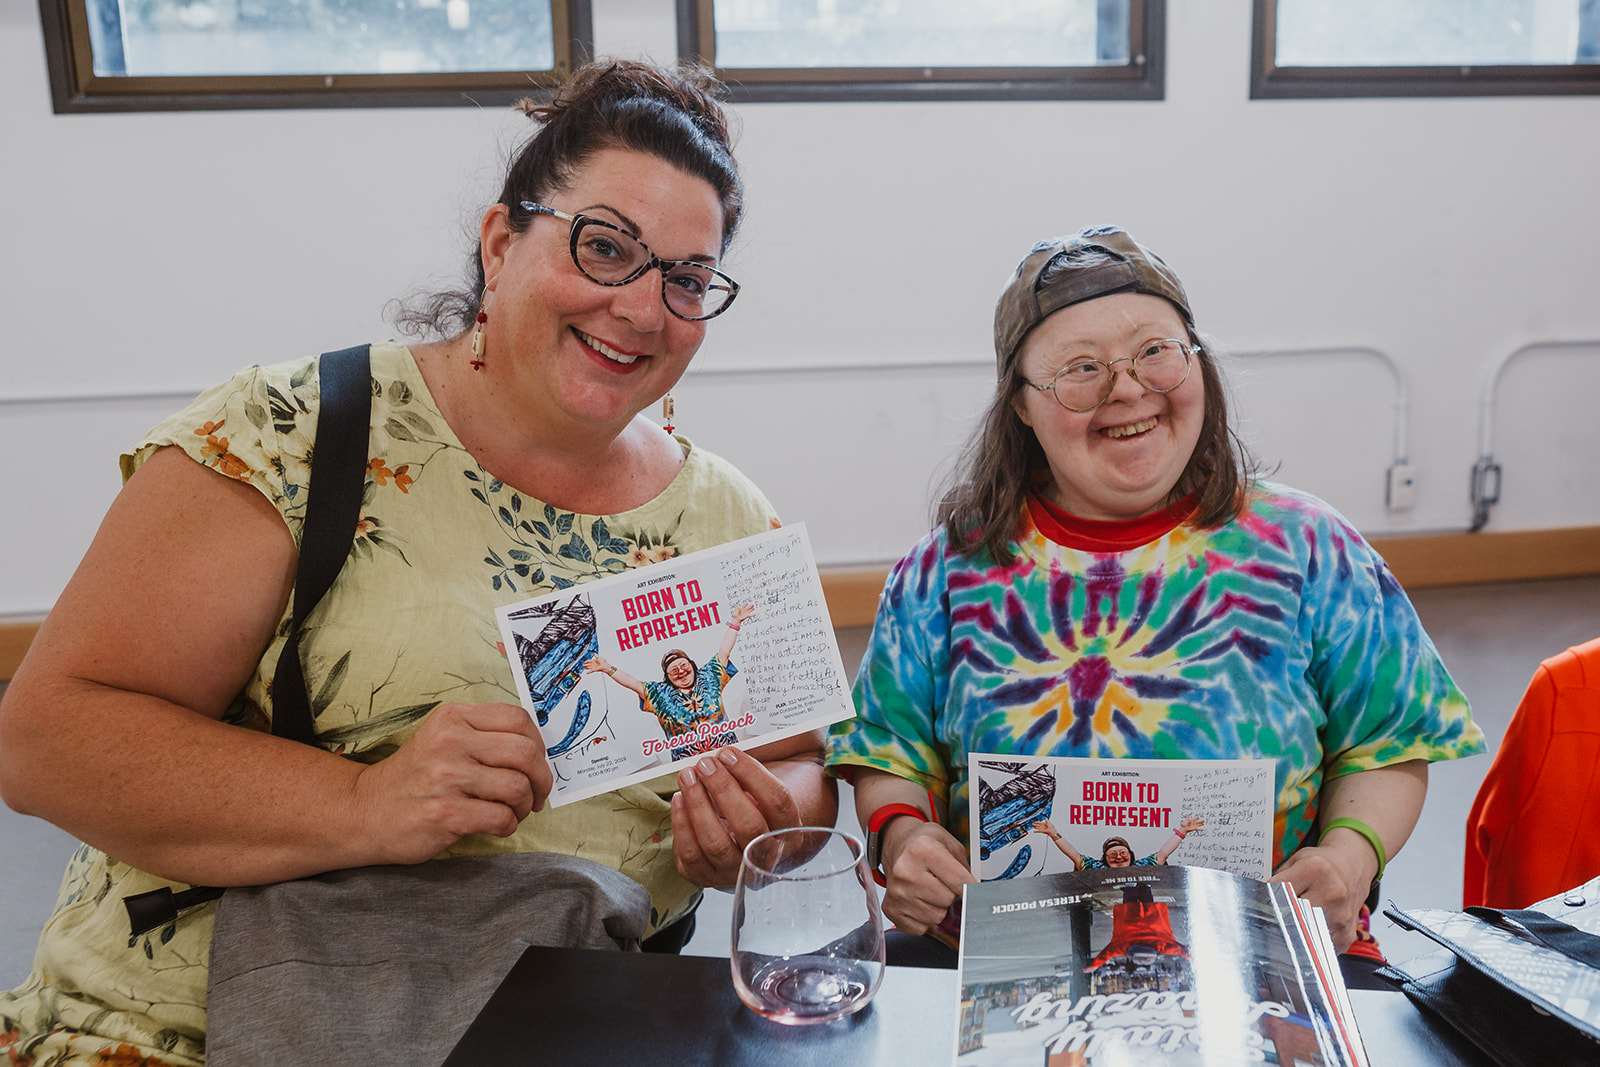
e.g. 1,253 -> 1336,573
469,288 -> 488,371
661,394 -> 676,435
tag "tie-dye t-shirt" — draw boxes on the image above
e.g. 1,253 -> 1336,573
826,484 -> 1484,867
642,658 -> 738,758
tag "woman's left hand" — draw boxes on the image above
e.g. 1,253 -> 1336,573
671,747 -> 799,888
1269,843 -> 1376,952
669,733 -> 836,888
729,603 -> 756,627
1269,760 -> 1428,952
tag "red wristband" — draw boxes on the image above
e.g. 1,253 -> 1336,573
865,803 -> 931,887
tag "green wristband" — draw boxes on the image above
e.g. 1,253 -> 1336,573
1319,817 -> 1387,884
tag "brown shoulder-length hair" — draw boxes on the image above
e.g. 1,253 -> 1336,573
937,329 -> 1255,566
391,59 -> 743,339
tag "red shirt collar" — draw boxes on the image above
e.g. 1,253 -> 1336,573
1025,491 -> 1199,552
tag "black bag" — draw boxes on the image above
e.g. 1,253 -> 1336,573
1380,875 -> 1600,1067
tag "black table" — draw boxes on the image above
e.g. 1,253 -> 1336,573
443,947 -> 1494,1065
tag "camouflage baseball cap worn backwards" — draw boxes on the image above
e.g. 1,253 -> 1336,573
993,226 -> 1193,375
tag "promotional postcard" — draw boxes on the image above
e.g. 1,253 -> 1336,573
969,755 -> 1276,882
495,523 -> 855,805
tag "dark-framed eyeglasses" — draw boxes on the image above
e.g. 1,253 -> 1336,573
1023,338 -> 1199,413
519,202 -> 739,321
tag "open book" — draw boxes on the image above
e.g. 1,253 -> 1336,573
955,865 -> 1367,1066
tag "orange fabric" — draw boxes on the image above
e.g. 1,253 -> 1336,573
1087,901 -> 1189,969
1464,637 -> 1600,909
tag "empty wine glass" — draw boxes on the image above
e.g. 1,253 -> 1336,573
731,826 -> 886,1025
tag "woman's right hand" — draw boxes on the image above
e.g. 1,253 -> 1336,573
1032,818 -> 1059,839
582,655 -> 611,675
880,820 -> 975,935
350,701 -> 553,865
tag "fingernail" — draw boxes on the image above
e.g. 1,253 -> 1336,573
699,758 -> 719,776
680,769 -> 696,788
719,748 -> 738,766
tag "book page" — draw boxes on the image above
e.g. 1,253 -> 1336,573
955,866 -> 1362,1066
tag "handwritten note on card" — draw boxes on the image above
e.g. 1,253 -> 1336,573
970,755 -> 1275,881
496,524 -> 854,806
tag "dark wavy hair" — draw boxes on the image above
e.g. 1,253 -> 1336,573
391,60 -> 743,338
937,322 -> 1255,566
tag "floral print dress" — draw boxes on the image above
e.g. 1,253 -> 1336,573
0,341 -> 777,1066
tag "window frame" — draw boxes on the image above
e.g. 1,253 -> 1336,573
37,0 -> 594,113
1251,0 -> 1600,99
675,0 -> 1166,103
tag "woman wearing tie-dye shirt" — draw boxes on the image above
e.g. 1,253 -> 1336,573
825,226 -> 1484,982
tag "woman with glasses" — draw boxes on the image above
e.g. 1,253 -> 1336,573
826,226 -> 1483,983
0,61 -> 831,1065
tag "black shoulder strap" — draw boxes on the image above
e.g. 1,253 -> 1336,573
272,344 -> 373,746
126,345 -> 373,936
1465,906 -> 1600,969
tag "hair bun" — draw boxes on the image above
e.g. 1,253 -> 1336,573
517,60 -> 733,151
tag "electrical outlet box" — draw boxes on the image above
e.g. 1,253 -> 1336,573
1387,464 -> 1418,511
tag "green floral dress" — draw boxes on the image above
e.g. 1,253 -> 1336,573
0,341 -> 778,1066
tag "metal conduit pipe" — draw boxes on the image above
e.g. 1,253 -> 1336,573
0,363 -> 1000,409
0,388 -> 200,410
1470,340 -> 1600,533
1229,346 -> 1411,503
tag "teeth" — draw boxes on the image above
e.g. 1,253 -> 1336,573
1103,417 -> 1158,439
576,329 -> 638,364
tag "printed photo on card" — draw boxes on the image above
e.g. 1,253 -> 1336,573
496,523 -> 855,805
969,755 -> 1275,881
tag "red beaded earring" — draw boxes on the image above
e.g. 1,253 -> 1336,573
469,289 -> 488,370
662,394 -> 676,435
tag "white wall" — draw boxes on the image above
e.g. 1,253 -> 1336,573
3,1 -> 1599,617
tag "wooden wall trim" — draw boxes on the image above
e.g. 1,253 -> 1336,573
1366,527 -> 1600,590
1,617 -> 44,684
4,527 -> 1598,680
820,525 -> 1600,630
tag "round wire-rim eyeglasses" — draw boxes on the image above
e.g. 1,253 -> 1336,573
520,201 -> 739,321
1023,338 -> 1199,413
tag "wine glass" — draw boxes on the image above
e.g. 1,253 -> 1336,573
731,826 -> 886,1025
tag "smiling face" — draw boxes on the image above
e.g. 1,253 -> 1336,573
479,147 -> 726,434
1103,841 -> 1134,867
664,654 -> 697,690
1013,292 -> 1205,522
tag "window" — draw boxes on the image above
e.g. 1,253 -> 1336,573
676,0 -> 1165,102
38,0 -> 593,112
1253,0 -> 1600,98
